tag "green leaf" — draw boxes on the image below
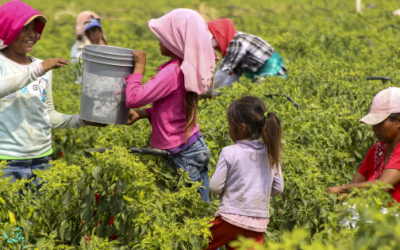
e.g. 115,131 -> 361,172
91,165 -> 102,182
80,202 -> 93,227
62,188 -> 72,209
99,198 -> 110,214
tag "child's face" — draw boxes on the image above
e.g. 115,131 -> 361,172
158,40 -> 175,57
8,20 -> 38,54
85,27 -> 103,45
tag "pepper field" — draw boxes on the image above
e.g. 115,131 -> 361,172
1,0 -> 400,249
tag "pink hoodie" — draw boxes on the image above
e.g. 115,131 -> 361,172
0,0 -> 46,50
125,59 -> 199,149
125,9 -> 216,149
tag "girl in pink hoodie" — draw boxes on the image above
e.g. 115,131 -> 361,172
125,9 -> 217,203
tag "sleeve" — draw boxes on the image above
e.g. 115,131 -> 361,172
213,69 -> 240,89
0,61 -> 45,99
219,39 -> 247,75
45,71 -> 85,129
385,146 -> 400,171
357,146 -> 375,178
271,165 -> 284,196
125,70 -> 177,109
209,150 -> 229,195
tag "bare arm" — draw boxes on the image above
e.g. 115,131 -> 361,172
127,109 -> 149,125
349,172 -> 366,184
326,169 -> 400,194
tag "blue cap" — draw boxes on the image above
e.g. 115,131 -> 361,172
85,18 -> 102,31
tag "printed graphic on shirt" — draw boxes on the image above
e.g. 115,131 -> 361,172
27,78 -> 48,102
17,77 -> 48,103
20,86 -> 27,95
38,78 -> 47,102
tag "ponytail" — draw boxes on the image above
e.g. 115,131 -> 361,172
261,112 -> 282,171
227,96 -> 283,171
184,91 -> 199,143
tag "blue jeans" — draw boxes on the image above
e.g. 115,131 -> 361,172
170,137 -> 210,203
3,156 -> 51,195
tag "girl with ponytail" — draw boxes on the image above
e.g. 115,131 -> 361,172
206,96 -> 284,249
125,9 -> 217,203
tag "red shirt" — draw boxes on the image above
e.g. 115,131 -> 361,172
358,142 -> 400,202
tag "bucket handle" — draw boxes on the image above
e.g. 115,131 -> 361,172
78,53 -> 83,70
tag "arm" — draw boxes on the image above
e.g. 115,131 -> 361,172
209,153 -> 229,195
0,57 -> 69,99
349,172 -> 366,184
0,62 -> 45,98
326,146 -> 374,194
271,166 -> 284,196
219,39 -> 247,75
127,109 -> 149,125
45,71 -> 85,129
125,50 -> 177,108
326,169 -> 400,194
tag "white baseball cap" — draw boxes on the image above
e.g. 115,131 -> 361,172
359,87 -> 400,125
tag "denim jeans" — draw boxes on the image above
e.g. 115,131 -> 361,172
3,155 -> 51,195
170,137 -> 211,203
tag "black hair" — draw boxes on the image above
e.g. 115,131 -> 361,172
227,96 -> 282,170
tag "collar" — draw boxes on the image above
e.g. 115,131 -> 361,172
236,140 -> 264,149
158,57 -> 180,71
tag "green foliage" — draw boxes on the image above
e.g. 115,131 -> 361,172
231,186 -> 400,250
1,0 -> 400,248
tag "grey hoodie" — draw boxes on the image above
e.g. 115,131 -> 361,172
210,140 -> 284,218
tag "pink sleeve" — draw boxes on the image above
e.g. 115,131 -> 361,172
125,70 -> 176,108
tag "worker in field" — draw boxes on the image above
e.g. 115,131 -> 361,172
326,87 -> 400,202
70,11 -> 107,60
0,0 -> 104,195
125,9 -> 217,203
70,11 -> 107,84
206,18 -> 286,96
205,96 -> 284,249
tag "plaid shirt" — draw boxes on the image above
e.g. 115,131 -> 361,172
219,32 -> 275,75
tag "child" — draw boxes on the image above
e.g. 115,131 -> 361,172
0,0 -> 100,193
70,11 -> 107,60
206,19 -> 286,96
206,96 -> 284,249
125,9 -> 217,203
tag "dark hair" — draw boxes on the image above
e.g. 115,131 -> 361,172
184,91 -> 199,143
227,96 -> 282,170
389,113 -> 400,121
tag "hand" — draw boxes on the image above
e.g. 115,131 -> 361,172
132,50 -> 146,74
325,186 -> 344,194
42,58 -> 70,72
127,109 -> 149,125
338,193 -> 349,202
127,110 -> 140,125
81,119 -> 107,127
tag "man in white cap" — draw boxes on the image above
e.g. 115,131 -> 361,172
326,87 -> 400,202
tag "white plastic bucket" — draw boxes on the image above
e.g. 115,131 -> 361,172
80,45 -> 134,125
